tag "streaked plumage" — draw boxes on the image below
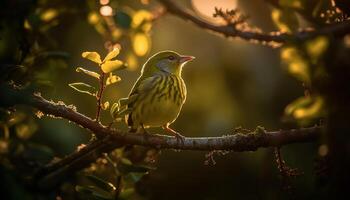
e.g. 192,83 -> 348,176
116,51 -> 194,140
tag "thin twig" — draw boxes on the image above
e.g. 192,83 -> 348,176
274,147 -> 302,196
95,69 -> 106,122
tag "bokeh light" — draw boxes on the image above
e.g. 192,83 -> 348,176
100,5 -> 113,16
99,0 -> 110,5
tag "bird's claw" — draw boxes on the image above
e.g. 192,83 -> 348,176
174,132 -> 185,145
162,126 -> 185,145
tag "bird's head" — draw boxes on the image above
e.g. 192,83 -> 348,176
141,50 -> 195,76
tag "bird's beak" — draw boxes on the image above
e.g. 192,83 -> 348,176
179,55 -> 195,63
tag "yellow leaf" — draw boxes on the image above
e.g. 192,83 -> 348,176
82,52 -> 102,64
104,48 -> 120,62
126,53 -> 138,70
88,12 -> 100,25
101,60 -> 124,73
106,74 -> 121,85
132,10 -> 152,29
306,36 -> 329,61
293,97 -> 324,119
281,46 -> 310,83
41,9 -> 58,22
133,33 -> 150,56
24,20 -> 31,30
285,95 -> 324,121
271,8 -> 298,33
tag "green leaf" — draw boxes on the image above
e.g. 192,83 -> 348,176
76,67 -> 100,79
103,48 -> 120,62
75,185 -> 93,195
110,102 -> 119,118
119,188 -> 135,200
115,11 -> 132,29
124,172 -> 146,183
69,82 -> 97,96
75,185 -> 113,200
86,175 -> 116,192
101,60 -> 124,73
82,52 -> 102,64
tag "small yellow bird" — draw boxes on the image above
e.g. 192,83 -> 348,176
115,50 -> 194,141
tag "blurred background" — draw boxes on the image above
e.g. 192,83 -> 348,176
1,0 -> 342,199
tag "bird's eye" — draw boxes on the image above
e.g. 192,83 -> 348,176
168,55 -> 175,61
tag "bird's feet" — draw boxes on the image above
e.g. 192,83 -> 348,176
163,126 -> 185,145
140,124 -> 151,141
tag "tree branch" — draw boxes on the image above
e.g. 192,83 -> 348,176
28,94 -> 321,151
0,85 -> 322,189
158,0 -> 350,44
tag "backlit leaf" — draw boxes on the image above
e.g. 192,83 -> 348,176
271,8 -> 298,33
285,95 -> 324,123
86,175 -> 116,192
103,48 -> 120,62
88,12 -> 100,25
101,60 -> 124,73
305,36 -> 329,62
82,52 -> 102,64
40,9 -> 58,22
110,102 -> 119,118
106,74 -> 121,85
101,101 -> 110,110
76,67 -> 100,79
126,53 -> 138,70
69,82 -> 96,96
131,10 -> 152,29
132,33 -> 150,56
281,46 -> 310,82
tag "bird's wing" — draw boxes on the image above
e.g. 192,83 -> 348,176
126,75 -> 161,126
112,76 -> 160,117
128,75 -> 160,106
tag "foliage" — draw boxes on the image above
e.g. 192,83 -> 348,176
0,0 -> 349,199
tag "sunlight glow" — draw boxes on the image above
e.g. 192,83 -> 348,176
191,0 -> 237,24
